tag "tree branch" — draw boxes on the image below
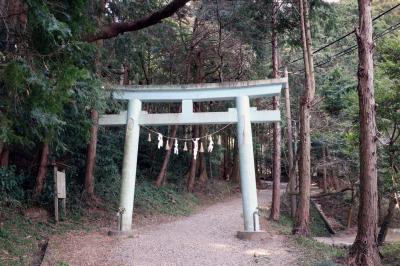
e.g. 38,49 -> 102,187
83,0 -> 190,42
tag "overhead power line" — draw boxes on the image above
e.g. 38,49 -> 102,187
288,3 -> 400,65
292,21 -> 400,74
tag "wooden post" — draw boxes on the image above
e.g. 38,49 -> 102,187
54,165 -> 59,223
54,166 -> 67,222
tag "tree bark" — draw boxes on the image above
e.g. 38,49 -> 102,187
377,195 -> 396,246
293,0 -> 314,237
34,142 -> 49,197
303,0 -> 315,98
83,0 -> 190,42
285,69 -> 296,218
348,0 -> 381,264
198,126 -> 208,188
0,144 -> 9,167
187,125 -> 199,192
322,145 -> 328,193
270,0 -> 281,221
84,109 -> 99,196
347,189 -> 355,229
155,125 -> 178,187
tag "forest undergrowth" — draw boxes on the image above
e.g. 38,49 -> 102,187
0,175 -> 237,266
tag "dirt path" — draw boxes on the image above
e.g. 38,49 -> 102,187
315,227 -> 400,247
43,189 -> 297,266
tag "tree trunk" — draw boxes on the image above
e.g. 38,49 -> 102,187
322,145 -> 328,193
232,150 -> 240,183
197,126 -> 208,188
270,0 -> 281,221
303,0 -> 315,98
285,69 -> 296,218
293,0 -> 314,236
187,125 -> 199,192
377,195 -> 396,246
84,11 -> 108,197
0,141 -> 3,158
84,109 -> 99,197
34,142 -> 49,197
155,125 -> 178,187
0,145 -> 9,167
347,189 -> 355,229
198,148 -> 208,188
348,0 -> 381,264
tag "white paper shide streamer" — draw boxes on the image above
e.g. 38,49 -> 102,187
208,136 -> 214,152
174,139 -> 179,155
165,139 -> 170,150
192,138 -> 200,160
183,141 -> 188,151
157,133 -> 163,149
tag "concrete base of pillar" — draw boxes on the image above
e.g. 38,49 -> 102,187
107,229 -> 134,238
236,230 -> 270,241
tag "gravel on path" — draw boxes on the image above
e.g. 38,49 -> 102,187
43,189 -> 297,266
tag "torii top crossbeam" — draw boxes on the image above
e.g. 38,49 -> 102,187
111,78 -> 286,102
100,77 -> 287,126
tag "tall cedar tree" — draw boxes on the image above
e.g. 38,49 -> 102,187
348,0 -> 381,265
270,0 -> 281,221
293,0 -> 315,236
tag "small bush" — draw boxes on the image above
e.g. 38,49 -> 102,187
0,167 -> 27,203
134,180 -> 198,216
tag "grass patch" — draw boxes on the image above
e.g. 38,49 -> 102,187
269,212 -> 294,234
310,204 -> 332,237
0,178 -> 236,265
381,241 -> 400,266
270,197 -> 331,237
0,206 -> 89,266
293,236 -> 346,266
134,181 -> 199,216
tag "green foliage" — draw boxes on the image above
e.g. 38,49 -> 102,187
0,204 -> 93,266
320,68 -> 356,115
381,242 -> 400,266
135,180 -> 198,216
0,167 -> 27,203
310,204 -> 332,237
293,236 -> 345,266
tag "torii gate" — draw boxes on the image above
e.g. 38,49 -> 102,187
99,77 -> 287,235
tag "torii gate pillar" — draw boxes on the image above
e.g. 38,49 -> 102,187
236,95 -> 259,231
119,99 -> 141,231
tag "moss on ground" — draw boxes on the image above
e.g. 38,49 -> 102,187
0,207 -> 90,266
268,196 -> 344,266
381,241 -> 400,266
292,236 -> 346,266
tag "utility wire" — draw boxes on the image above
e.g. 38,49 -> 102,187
288,3 -> 400,65
292,21 -> 400,74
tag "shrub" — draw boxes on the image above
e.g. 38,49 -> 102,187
0,167 -> 27,202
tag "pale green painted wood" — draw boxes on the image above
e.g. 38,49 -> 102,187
99,109 -> 280,126
112,78 -> 286,102
119,99 -> 141,231
236,95 -> 260,231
